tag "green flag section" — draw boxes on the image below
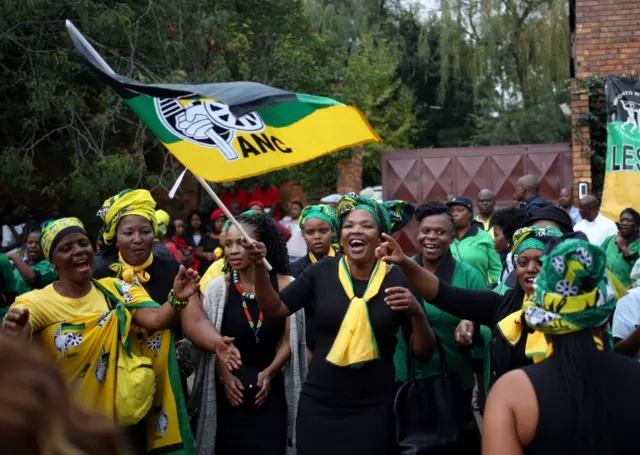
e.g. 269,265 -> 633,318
602,77 -> 640,220
65,21 -> 381,182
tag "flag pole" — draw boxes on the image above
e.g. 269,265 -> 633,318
194,174 -> 273,271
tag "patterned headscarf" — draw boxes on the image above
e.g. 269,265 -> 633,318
523,239 -> 626,335
155,210 -> 170,239
300,205 -> 339,243
336,193 -> 414,235
97,189 -> 157,245
511,226 -> 563,267
39,217 -> 86,260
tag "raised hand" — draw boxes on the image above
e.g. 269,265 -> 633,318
3,307 -> 30,336
242,239 -> 267,267
454,320 -> 474,346
173,265 -> 201,301
376,233 -> 411,266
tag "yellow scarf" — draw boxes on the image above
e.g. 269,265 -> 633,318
37,278 -> 193,454
309,248 -> 336,264
326,257 -> 387,367
497,307 -> 604,363
110,252 -> 154,284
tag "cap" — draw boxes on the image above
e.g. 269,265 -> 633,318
248,200 -> 264,209
446,196 -> 473,212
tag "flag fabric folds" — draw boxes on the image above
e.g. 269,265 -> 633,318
66,21 -> 381,183
601,77 -> 640,219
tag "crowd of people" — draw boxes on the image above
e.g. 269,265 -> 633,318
1,173 -> 640,454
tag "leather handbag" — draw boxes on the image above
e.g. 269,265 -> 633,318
394,338 -> 481,455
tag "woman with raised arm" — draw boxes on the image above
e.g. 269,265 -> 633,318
483,237 -> 638,454
375,226 -> 604,387
245,193 -> 435,455
3,217 -> 201,454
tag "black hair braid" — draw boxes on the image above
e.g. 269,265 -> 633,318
224,212 -> 290,276
490,207 -> 528,247
415,201 -> 454,227
166,219 -> 179,239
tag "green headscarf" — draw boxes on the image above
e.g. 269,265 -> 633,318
511,226 -> 563,267
223,209 -> 260,231
300,205 -> 338,243
523,238 -> 626,335
336,192 -> 414,235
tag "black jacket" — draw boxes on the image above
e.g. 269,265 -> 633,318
522,195 -> 554,216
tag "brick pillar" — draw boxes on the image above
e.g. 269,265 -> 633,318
571,79 -> 591,202
336,147 -> 363,194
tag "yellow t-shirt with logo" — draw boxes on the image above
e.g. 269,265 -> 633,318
11,279 -> 151,333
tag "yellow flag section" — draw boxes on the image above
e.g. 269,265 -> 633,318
125,93 -> 381,183
601,77 -> 640,220
37,278 -> 194,455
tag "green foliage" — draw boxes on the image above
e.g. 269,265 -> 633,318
0,0 -> 574,215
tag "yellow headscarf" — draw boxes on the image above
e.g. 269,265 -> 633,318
39,217 -> 86,260
97,189 -> 157,245
155,209 -> 170,240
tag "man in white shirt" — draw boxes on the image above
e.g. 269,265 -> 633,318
613,259 -> 640,359
574,195 -> 618,245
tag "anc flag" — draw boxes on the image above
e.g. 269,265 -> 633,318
66,21 -> 381,182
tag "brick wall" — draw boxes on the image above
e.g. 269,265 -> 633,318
336,147 -> 363,195
571,0 -> 640,198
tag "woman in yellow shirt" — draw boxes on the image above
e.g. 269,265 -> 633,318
2,217 -> 204,454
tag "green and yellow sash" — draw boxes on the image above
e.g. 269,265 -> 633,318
309,248 -> 335,264
37,278 -> 194,455
326,257 -> 387,367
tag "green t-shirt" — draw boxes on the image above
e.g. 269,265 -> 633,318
394,255 -> 490,389
601,235 -> 640,288
13,259 -> 58,295
451,225 -> 502,285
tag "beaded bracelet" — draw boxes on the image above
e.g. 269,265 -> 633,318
168,290 -> 189,311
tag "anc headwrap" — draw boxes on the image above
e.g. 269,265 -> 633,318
336,193 -> 414,235
300,204 -> 339,243
511,226 -> 563,268
39,217 -> 87,260
97,189 -> 157,245
523,238 -> 626,335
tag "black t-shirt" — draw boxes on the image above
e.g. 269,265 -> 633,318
185,233 -> 219,277
279,256 -> 415,405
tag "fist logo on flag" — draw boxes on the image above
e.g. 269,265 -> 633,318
155,98 -> 265,162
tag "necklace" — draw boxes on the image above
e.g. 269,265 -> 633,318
232,270 -> 262,342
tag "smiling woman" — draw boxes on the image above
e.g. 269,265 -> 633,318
2,217 -> 201,454
243,193 -> 436,455
7,230 -> 57,295
393,202 -> 489,428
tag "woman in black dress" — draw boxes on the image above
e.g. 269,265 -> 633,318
482,238 -> 637,454
290,204 -> 341,362
189,211 -> 305,455
375,225 -> 578,387
247,193 -> 435,455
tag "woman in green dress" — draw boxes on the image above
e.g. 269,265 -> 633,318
601,208 -> 640,288
393,201 -> 490,424
7,230 -> 57,295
